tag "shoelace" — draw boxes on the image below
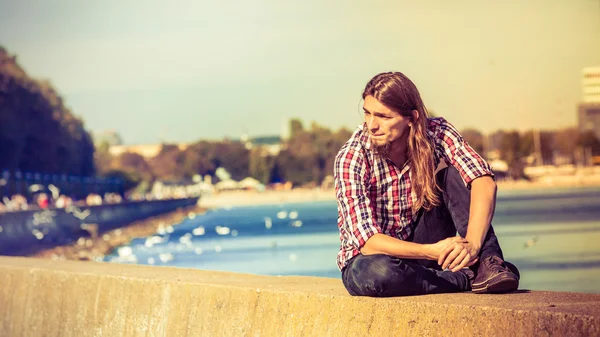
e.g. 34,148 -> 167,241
484,256 -> 508,273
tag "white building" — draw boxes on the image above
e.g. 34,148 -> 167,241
582,66 -> 600,103
578,67 -> 600,139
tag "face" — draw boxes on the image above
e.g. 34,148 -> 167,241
363,95 -> 411,155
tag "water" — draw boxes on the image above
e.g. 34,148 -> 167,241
105,186 -> 600,293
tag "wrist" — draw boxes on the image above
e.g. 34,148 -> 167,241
465,236 -> 482,250
422,243 -> 436,260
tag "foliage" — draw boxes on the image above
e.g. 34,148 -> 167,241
0,46 -> 95,176
460,128 -> 484,155
498,131 -> 529,179
577,131 -> 600,155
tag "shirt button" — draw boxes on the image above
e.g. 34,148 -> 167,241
401,216 -> 406,221
401,196 -> 405,201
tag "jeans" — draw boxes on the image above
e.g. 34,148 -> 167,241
341,166 -> 504,297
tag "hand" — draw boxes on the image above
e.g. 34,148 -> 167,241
428,236 -> 467,260
438,238 -> 480,272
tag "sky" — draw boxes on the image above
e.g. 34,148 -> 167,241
1,0 -> 599,145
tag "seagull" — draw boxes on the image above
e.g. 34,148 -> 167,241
523,236 -> 539,249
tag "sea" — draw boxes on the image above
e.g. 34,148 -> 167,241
104,186 -> 600,294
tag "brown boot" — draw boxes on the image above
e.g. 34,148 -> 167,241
472,256 -> 519,294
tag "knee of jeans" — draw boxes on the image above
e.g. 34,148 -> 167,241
345,255 -> 404,297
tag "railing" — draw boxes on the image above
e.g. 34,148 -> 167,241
0,170 -> 125,200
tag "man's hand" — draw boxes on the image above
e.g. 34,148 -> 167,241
437,238 -> 480,272
427,236 -> 466,260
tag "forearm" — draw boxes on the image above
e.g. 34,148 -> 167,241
361,233 -> 436,260
466,176 -> 497,249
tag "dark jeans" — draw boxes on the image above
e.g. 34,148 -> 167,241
341,167 -> 504,297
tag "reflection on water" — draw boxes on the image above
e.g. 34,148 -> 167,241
105,186 -> 600,294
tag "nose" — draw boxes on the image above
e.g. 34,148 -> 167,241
367,116 -> 378,132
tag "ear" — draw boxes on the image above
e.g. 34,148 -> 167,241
411,109 -> 419,122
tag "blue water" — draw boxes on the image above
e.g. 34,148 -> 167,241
105,186 -> 600,293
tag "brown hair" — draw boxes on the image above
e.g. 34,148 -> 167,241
362,72 -> 439,211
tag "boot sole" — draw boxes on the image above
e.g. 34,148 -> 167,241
472,273 -> 519,294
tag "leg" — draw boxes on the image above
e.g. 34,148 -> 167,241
411,167 -> 518,293
410,167 -> 504,264
437,166 -> 504,260
342,254 -> 471,297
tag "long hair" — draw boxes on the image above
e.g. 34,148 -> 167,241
362,72 -> 440,211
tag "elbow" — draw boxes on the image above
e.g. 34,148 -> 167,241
360,234 -> 380,255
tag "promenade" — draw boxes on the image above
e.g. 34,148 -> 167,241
0,256 -> 598,336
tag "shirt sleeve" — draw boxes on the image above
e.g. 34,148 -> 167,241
429,118 -> 494,187
334,146 -> 381,254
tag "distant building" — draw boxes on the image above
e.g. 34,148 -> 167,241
578,67 -> 600,139
243,135 -> 284,156
109,143 -> 190,159
582,66 -> 600,103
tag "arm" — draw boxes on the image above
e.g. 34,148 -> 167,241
361,233 -> 464,260
334,147 -> 381,257
431,118 -> 497,270
335,145 -> 456,262
465,175 -> 497,250
438,175 -> 496,271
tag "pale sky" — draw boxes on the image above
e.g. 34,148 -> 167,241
1,0 -> 599,144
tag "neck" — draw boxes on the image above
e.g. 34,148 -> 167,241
387,134 -> 409,168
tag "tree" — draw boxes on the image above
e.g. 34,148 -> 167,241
0,47 -> 95,177
212,142 -> 249,180
290,119 -> 304,139
460,128 -> 485,155
148,145 -> 187,180
577,131 -> 600,155
182,141 -> 218,178
553,127 -> 579,161
116,152 -> 153,181
249,148 -> 275,184
499,131 -> 529,179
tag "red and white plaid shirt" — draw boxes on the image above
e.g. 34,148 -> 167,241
334,117 -> 494,271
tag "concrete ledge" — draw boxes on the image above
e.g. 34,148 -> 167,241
0,257 -> 598,336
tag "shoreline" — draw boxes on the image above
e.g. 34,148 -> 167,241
30,204 -> 204,262
200,177 -> 600,208
28,177 -> 600,263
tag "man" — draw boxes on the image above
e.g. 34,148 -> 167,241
335,71 -> 519,297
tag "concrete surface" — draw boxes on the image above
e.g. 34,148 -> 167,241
0,256 -> 598,336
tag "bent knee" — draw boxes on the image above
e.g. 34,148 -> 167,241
343,254 -> 410,297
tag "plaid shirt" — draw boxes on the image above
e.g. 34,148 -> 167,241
334,117 -> 494,271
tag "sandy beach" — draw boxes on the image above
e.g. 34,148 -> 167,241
200,174 -> 600,208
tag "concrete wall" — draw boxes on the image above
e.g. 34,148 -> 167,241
0,256 -> 598,337
0,198 -> 198,255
